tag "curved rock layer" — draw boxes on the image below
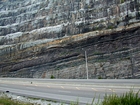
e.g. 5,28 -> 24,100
0,0 -> 140,78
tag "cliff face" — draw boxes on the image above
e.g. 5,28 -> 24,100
0,0 -> 140,78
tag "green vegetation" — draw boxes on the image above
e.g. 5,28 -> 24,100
0,90 -> 139,105
98,76 -> 103,79
107,26 -> 114,29
121,0 -> 124,3
50,75 -> 55,79
0,95 -> 31,105
102,90 -> 140,105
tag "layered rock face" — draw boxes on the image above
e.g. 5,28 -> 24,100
0,0 -> 140,78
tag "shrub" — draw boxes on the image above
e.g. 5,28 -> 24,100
102,90 -> 140,105
121,0 -> 124,3
50,75 -> 55,79
98,76 -> 102,79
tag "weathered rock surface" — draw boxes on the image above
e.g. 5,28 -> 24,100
0,0 -> 140,78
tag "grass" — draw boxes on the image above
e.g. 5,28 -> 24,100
0,96 -> 32,105
102,90 -> 140,105
0,90 -> 139,105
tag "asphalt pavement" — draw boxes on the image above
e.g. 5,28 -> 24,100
0,78 -> 139,104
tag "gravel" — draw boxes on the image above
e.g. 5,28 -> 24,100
0,92 -> 68,105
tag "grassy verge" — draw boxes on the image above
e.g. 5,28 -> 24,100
0,90 -> 139,105
102,90 -> 140,105
0,96 -> 31,105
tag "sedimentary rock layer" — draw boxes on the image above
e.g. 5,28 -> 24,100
0,0 -> 140,78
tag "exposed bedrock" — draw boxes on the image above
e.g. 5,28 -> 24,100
0,0 -> 140,44
0,24 -> 140,79
0,0 -> 140,78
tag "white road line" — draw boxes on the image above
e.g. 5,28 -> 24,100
92,88 -> 98,91
113,90 -> 116,92
47,85 -> 50,87
61,86 -> 64,89
76,87 -> 80,90
35,84 -> 38,86
109,89 -> 115,92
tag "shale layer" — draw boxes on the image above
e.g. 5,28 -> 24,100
0,0 -> 140,78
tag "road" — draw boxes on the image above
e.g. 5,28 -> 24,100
0,78 -> 140,104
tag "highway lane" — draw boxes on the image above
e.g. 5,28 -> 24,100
0,82 -> 102,104
0,78 -> 140,87
0,78 -> 140,104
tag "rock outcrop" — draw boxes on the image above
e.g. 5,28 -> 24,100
0,0 -> 140,78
